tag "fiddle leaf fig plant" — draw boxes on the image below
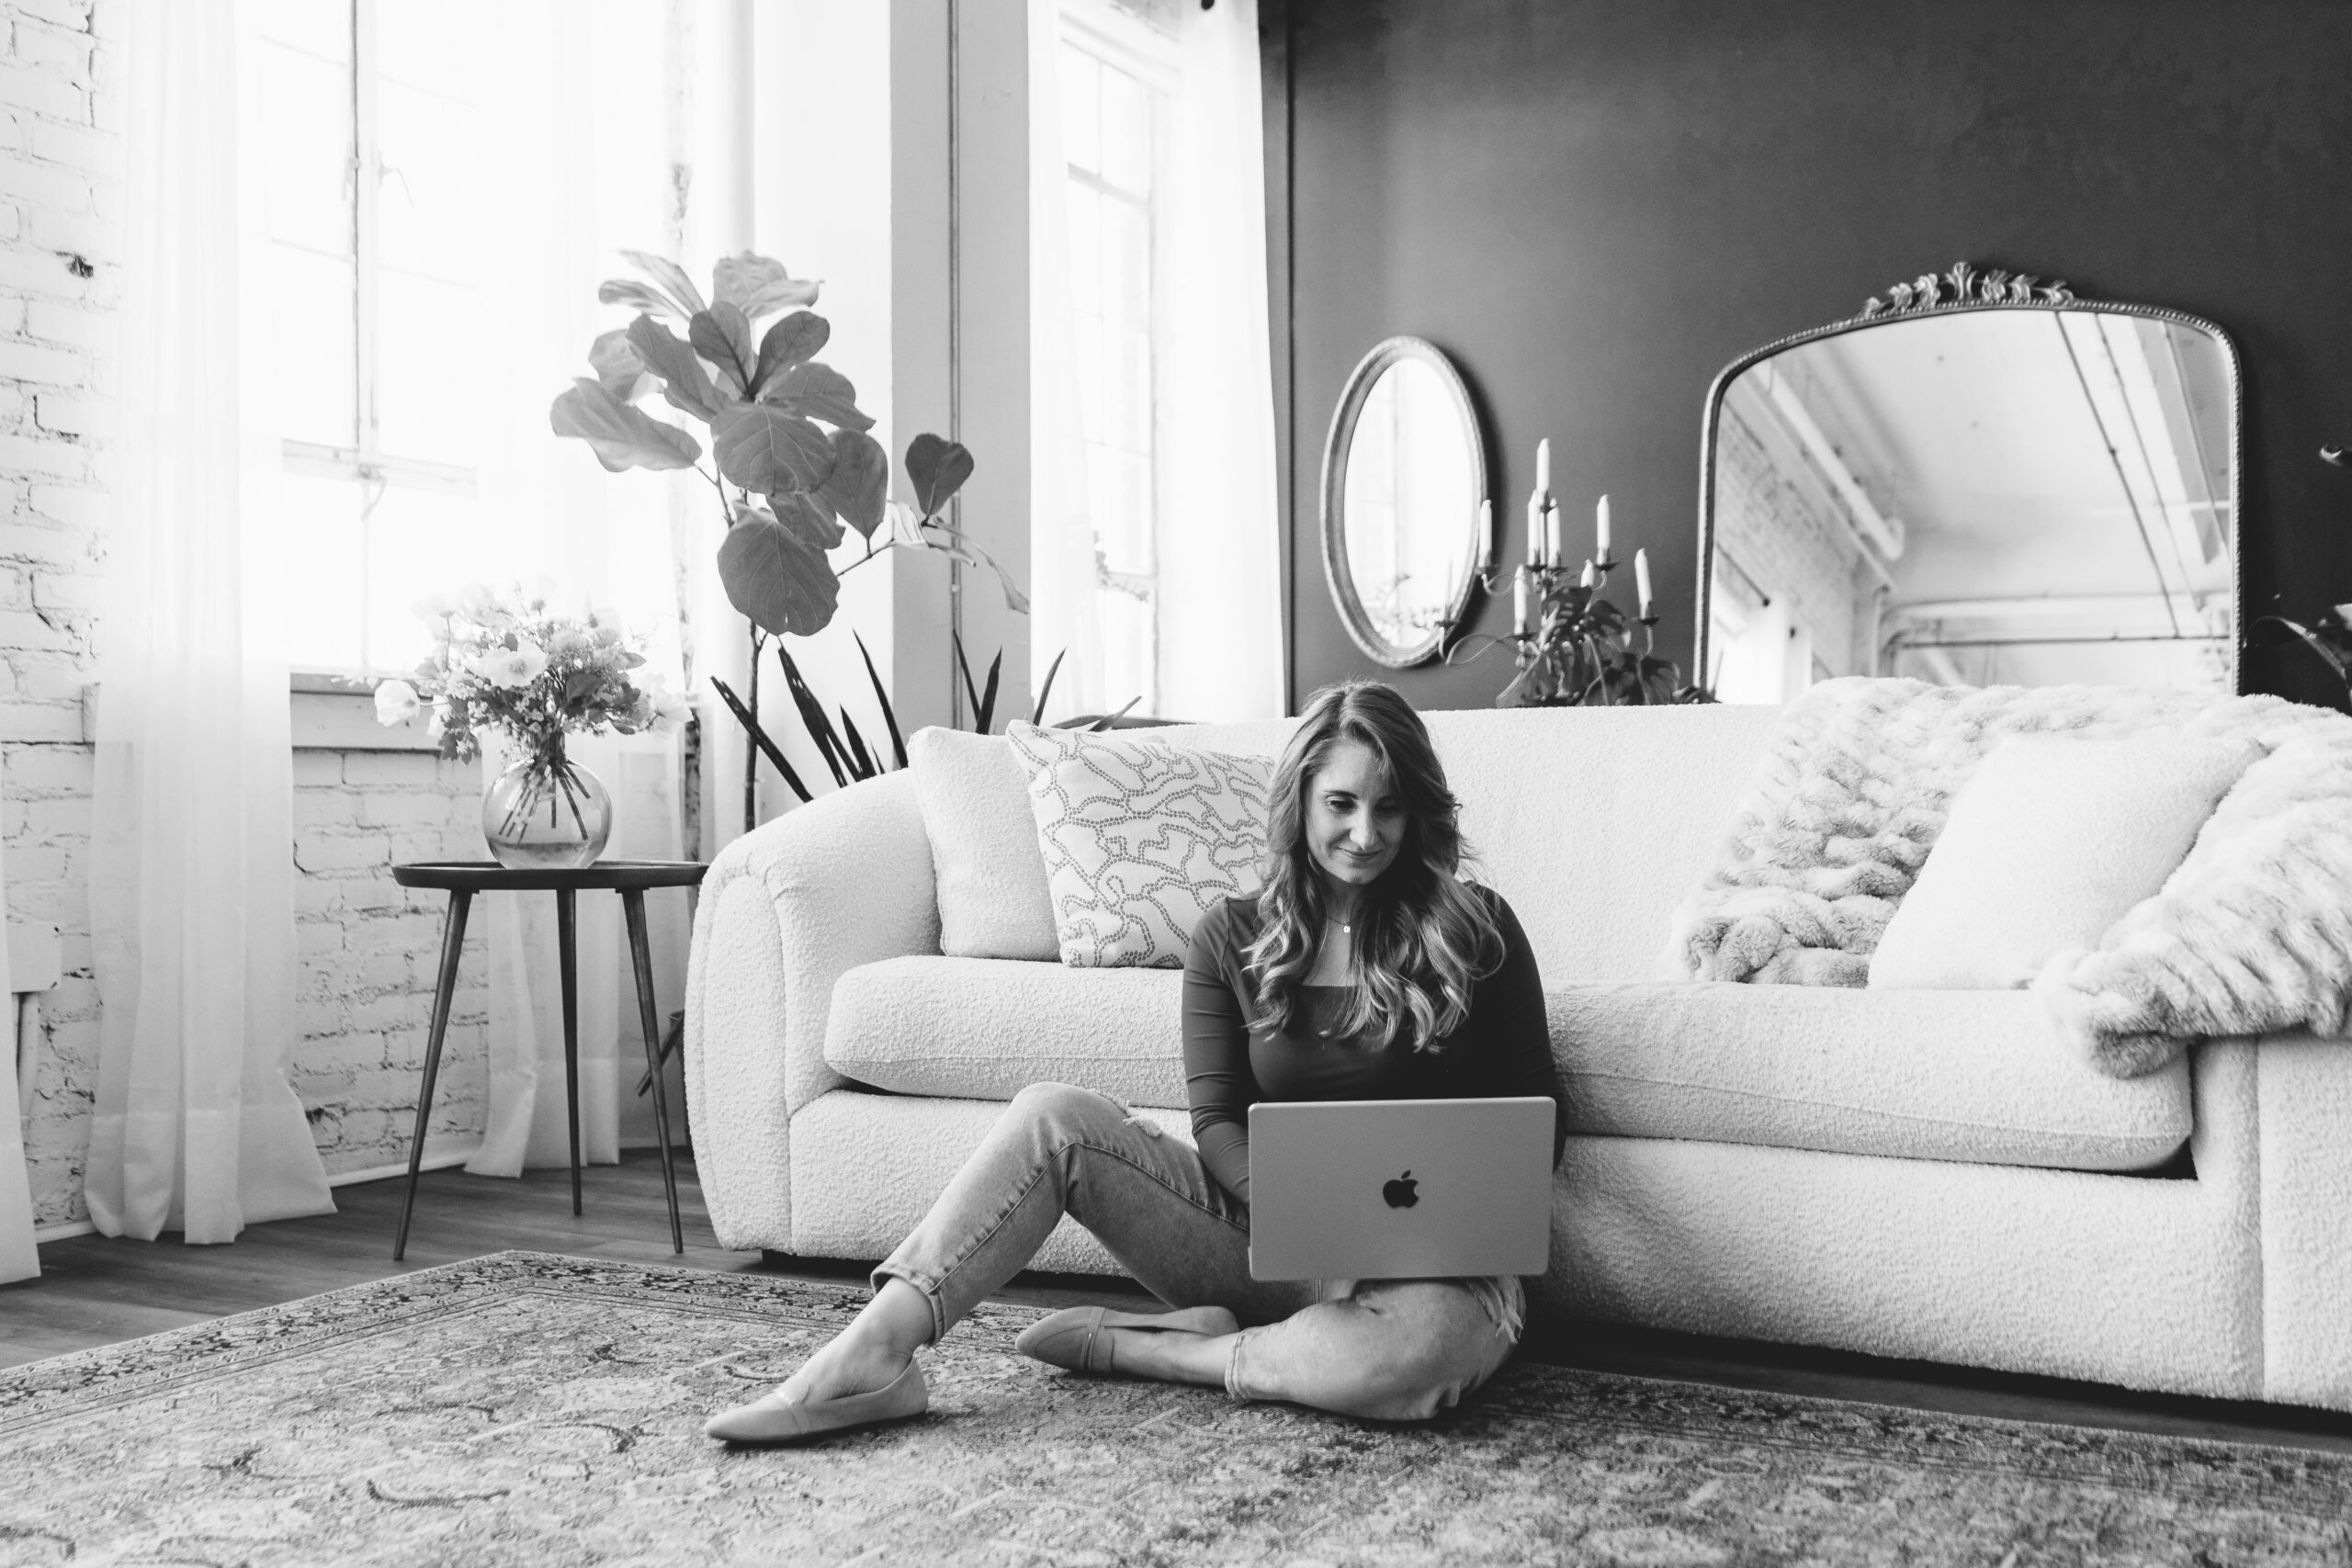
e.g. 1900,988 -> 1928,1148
549,249 -> 1023,638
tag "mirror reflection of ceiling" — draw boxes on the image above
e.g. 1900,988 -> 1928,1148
1341,355 -> 1479,653
1707,309 -> 2235,703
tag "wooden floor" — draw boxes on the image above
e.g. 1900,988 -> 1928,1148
10,1151 -> 2352,1458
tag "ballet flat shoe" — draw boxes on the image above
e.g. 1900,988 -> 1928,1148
703,1359 -> 929,1445
1013,1304 -> 1240,1375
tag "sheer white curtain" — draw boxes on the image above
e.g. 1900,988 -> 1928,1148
465,0 -> 687,1178
1028,0 -> 1110,723
86,0 -> 334,1243
1030,0 -> 1284,723
0,838 -> 31,1280
1155,0 -> 1283,721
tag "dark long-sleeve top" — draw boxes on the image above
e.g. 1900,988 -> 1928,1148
1181,886 -> 1562,1206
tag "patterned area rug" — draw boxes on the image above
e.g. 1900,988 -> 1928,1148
3,1252 -> 2347,1566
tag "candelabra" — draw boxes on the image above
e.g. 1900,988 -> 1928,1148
1444,456 -> 1705,705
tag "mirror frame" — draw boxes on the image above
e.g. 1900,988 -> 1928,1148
1692,262 -> 2245,694
1319,335 -> 1489,669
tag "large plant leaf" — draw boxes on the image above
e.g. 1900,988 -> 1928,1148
713,252 -> 820,319
689,303 -> 756,396
854,631 -> 907,769
625,315 -> 727,422
904,433 -> 975,517
921,520 -> 1031,615
837,707 -> 877,779
775,644 -> 851,788
707,674 -> 812,804
596,278 -> 681,320
619,249 -> 707,318
1030,647 -> 1066,726
549,378 -> 702,472
775,489 -> 845,551
717,508 -> 840,637
712,402 -> 835,493
815,429 -> 888,536
588,328 -> 653,402
752,311 -> 830,395
768,361 -> 874,432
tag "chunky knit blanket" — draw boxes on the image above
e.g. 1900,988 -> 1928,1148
1661,678 -> 2352,1077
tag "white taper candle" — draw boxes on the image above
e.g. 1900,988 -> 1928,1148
1544,500 -> 1563,569
1596,494 -> 1612,563
1478,499 -> 1494,570
1634,547 -> 1654,618
1579,558 -> 1595,590
1535,438 -> 1551,497
1512,566 -> 1530,637
1525,493 -> 1544,568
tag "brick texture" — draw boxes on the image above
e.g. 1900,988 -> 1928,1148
2,3 -> 496,1227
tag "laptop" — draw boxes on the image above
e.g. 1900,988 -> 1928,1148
1247,1097 -> 1555,1281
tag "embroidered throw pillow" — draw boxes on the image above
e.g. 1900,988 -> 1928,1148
1005,721 -> 1273,967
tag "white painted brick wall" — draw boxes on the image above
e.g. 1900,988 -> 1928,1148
3,1 -> 498,1227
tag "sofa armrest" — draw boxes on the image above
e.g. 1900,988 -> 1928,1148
2256,1032 -> 2352,1407
683,771 -> 940,1251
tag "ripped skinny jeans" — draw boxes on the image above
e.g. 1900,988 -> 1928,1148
872,1081 -> 1523,1422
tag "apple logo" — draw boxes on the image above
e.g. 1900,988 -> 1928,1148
1382,1171 -> 1419,1209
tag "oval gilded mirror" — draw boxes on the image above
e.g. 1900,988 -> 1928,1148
1321,337 -> 1487,667
1695,265 -> 2241,701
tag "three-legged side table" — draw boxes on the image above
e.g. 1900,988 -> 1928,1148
388,860 -> 708,1260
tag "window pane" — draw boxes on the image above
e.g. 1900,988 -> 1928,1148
373,0 -> 480,96
1099,62 -> 1150,196
1100,197 -> 1148,329
273,245 -> 357,447
1063,183 -> 1102,321
1097,588 -> 1154,715
1073,313 -> 1104,444
376,270 -> 480,467
1058,42 -> 1099,175
367,487 -> 499,672
281,471 -> 367,671
1104,326 -> 1149,453
255,0 -> 349,62
375,81 -> 482,283
261,40 -> 353,257
1089,446 -> 1153,576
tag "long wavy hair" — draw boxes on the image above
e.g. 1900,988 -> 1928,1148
1244,681 -> 1504,1051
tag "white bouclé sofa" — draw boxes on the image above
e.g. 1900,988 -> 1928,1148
683,703 -> 2352,1413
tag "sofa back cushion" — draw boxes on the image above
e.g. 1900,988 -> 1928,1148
909,727 -> 1060,960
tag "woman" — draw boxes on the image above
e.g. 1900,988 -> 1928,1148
705,680 -> 1560,1443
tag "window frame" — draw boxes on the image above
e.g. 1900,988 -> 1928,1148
1057,0 -> 1178,712
273,0 -> 480,679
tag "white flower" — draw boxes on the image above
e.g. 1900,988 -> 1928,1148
374,678 -> 423,726
480,640 -> 549,690
651,684 -> 691,735
411,590 -> 461,620
454,581 -> 500,621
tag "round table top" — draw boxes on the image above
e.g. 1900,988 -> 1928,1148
390,859 -> 710,892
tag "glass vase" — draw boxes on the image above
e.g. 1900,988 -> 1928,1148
482,743 -> 613,870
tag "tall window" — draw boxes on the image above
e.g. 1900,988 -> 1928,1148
1058,4 -> 1173,711
259,0 -> 491,675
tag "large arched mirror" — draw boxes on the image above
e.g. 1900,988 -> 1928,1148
1320,336 -> 1487,667
1695,264 -> 2241,701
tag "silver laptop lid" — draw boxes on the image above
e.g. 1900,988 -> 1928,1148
1247,1097 -> 1553,1282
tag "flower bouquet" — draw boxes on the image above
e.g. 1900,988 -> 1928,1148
375,582 -> 688,868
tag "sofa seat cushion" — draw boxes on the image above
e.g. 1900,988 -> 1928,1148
1554,983 -> 2192,1171
826,955 -> 1190,1108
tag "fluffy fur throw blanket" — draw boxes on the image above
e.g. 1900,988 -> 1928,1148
1662,678 -> 2352,1077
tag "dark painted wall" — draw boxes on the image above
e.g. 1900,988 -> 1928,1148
1269,0 -> 2352,713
